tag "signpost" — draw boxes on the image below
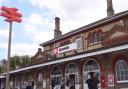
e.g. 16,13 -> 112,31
0,6 -> 22,89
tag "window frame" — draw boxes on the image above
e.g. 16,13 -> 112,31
65,63 -> 79,84
124,19 -> 128,28
115,60 -> 128,83
88,30 -> 103,45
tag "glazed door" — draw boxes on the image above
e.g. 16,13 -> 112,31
54,77 -> 61,89
69,74 -> 75,89
83,60 -> 101,89
83,72 -> 88,89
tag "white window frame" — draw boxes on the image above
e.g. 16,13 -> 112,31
65,63 -> 79,84
83,60 -> 101,89
76,38 -> 82,50
50,65 -> 62,89
115,60 -> 128,83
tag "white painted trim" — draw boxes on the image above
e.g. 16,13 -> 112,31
0,75 -> 5,79
117,80 -> 128,83
4,44 -> 128,74
115,60 -> 128,84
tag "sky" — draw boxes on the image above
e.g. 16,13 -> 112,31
0,0 -> 128,60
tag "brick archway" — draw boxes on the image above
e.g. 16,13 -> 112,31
110,54 -> 128,72
83,59 -> 101,89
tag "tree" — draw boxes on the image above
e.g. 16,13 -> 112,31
0,55 -> 32,71
19,55 -> 31,67
0,59 -> 7,73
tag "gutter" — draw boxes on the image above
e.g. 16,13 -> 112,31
3,44 -> 128,74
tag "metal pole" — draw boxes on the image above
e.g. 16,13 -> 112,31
5,22 -> 12,89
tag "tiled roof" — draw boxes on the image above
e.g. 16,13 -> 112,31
40,10 -> 128,46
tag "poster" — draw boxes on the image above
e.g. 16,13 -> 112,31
108,74 -> 114,86
100,76 -> 106,88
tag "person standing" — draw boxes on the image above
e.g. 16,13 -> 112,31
86,72 -> 99,89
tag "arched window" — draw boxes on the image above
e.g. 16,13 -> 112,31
50,65 -> 62,89
66,63 -> 78,74
84,60 -> 99,72
83,60 -> 100,89
51,66 -> 62,76
115,60 -> 128,82
65,63 -> 79,88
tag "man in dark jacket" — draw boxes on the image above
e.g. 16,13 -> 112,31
86,72 -> 99,89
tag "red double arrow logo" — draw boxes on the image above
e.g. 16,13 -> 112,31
0,6 -> 22,23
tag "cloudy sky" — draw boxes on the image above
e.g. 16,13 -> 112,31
0,0 -> 128,60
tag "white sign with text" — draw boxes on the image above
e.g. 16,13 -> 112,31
58,43 -> 77,53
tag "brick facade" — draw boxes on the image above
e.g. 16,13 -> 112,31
0,10 -> 128,89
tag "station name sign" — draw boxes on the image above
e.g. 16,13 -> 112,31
59,43 -> 76,53
52,43 -> 77,54
52,37 -> 82,55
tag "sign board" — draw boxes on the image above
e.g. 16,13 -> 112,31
52,48 -> 59,55
58,43 -> 76,53
100,76 -> 106,88
108,74 -> 114,86
52,38 -> 83,55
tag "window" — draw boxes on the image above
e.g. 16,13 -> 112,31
97,31 -> 102,42
76,38 -> 82,49
89,33 -> 94,44
115,60 -> 128,82
94,32 -> 98,43
37,73 -> 43,87
65,63 -> 79,84
15,77 -> 20,89
83,60 -> 100,89
50,66 -> 62,88
124,20 -> 128,28
38,73 -> 43,81
66,63 -> 78,74
84,60 -> 100,72
88,30 -> 103,45
51,66 -> 62,76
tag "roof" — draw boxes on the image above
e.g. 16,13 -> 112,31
3,43 -> 128,74
40,10 -> 128,46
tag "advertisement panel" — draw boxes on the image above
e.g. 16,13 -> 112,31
108,74 -> 114,86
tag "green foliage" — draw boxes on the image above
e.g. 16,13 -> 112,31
0,59 -> 7,73
0,55 -> 32,71
0,66 -> 3,73
19,55 -> 31,67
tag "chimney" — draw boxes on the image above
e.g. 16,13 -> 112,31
54,17 -> 62,39
106,0 -> 114,16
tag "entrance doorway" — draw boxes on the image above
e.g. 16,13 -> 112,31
50,65 -> 62,89
65,63 -> 79,89
83,60 -> 101,89
69,74 -> 75,89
